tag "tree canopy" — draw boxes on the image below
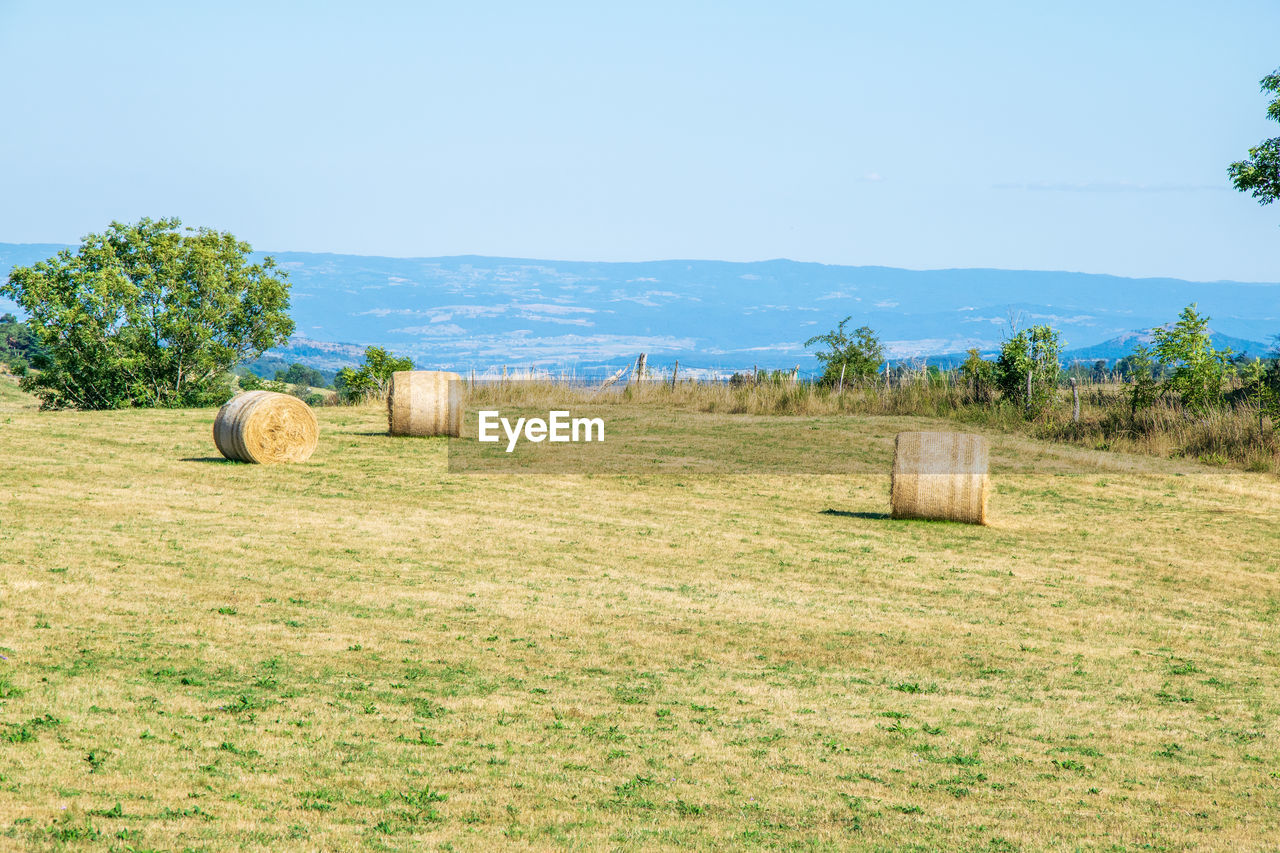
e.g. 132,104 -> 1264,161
995,324 -> 1062,417
0,313 -> 46,374
335,346 -> 414,402
1,218 -> 293,409
276,362 -> 328,388
1150,304 -> 1234,411
804,317 -> 885,385
1228,68 -> 1280,208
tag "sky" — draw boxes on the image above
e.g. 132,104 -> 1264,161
1,1 -> 1278,282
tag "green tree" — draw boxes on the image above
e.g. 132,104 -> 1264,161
1,218 -> 292,409
276,362 -> 327,388
1239,357 -> 1279,439
1150,304 -> 1234,411
804,317 -> 885,386
1116,351 -> 1159,381
335,346 -> 413,402
995,324 -> 1062,417
1228,68 -> 1280,208
239,371 -> 288,393
960,348 -> 997,403
0,313 -> 47,375
1124,344 -> 1161,423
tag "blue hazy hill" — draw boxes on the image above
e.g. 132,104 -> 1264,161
1061,329 -> 1273,363
926,329 -> 1275,370
3,244 -> 1276,375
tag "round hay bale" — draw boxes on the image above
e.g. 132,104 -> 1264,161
387,370 -> 462,437
213,390 -> 319,464
890,431 -> 989,525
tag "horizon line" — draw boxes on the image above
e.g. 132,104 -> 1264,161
2,241 -> 1278,287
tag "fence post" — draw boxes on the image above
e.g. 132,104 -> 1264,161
1071,377 -> 1080,423
791,364 -> 799,385
837,363 -> 846,395
634,353 -> 647,384
671,360 -> 679,389
1025,369 -> 1032,414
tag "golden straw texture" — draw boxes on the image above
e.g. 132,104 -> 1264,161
890,431 -> 989,524
387,370 -> 462,437
213,390 -> 319,464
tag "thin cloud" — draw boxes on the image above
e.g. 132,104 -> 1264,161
387,323 -> 468,336
437,332 -> 697,361
885,337 -> 995,358
512,303 -> 595,315
519,315 -> 594,327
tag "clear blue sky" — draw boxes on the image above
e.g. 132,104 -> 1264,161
2,1 -> 1278,281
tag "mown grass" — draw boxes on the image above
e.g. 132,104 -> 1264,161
1,374 -> 1279,850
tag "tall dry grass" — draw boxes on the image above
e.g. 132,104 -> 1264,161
1037,393 -> 1278,472
459,375 -> 1279,473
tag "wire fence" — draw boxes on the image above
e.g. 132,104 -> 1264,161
455,356 -> 1143,389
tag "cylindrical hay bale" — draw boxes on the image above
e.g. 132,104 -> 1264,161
213,390 -> 319,464
890,431 -> 989,524
387,370 -> 462,437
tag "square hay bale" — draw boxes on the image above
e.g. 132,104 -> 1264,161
890,431 -> 989,525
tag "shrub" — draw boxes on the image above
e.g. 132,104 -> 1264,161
960,348 -> 997,404
804,317 -> 885,386
239,372 -> 288,393
1239,357 -> 1279,438
275,362 -> 328,388
1151,304 -> 1234,412
995,324 -> 1062,417
1125,344 -> 1162,423
336,346 -> 413,403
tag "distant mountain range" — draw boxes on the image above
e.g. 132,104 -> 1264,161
1061,329 -> 1272,363
2,243 -> 1276,376
925,328 -> 1274,369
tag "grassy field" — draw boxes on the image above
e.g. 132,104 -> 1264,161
2,375 -> 1279,851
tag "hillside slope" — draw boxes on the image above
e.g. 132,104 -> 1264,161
5,244 -> 1277,373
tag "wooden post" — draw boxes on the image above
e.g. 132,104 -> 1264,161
634,353 -> 647,384
671,360 -> 679,389
1071,377 -> 1080,423
752,364 -> 758,385
1025,369 -> 1032,413
600,365 -> 627,389
837,363 -> 846,395
791,364 -> 799,385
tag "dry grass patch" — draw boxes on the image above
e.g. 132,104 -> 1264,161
1,375 -> 1279,850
